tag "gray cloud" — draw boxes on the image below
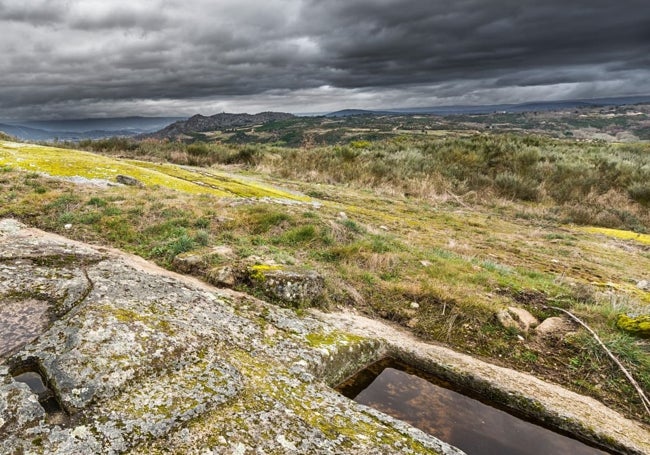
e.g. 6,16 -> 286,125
0,0 -> 648,119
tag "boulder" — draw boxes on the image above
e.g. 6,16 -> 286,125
248,265 -> 324,307
206,265 -> 239,287
535,317 -> 572,339
496,307 -> 539,334
171,246 -> 233,276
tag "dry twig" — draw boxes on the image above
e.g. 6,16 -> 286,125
545,305 -> 650,417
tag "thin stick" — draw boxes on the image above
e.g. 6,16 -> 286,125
445,190 -> 470,208
545,305 -> 650,417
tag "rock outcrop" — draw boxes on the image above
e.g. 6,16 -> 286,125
0,219 -> 459,455
143,112 -> 295,140
1,219 -> 649,455
247,264 -> 325,307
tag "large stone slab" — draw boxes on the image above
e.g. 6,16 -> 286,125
2,219 -> 648,455
0,220 -> 461,455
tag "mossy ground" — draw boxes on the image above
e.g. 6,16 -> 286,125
0,141 -> 305,200
1,137 -> 649,425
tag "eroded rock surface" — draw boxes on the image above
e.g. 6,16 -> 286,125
248,265 -> 325,307
0,220 -> 461,455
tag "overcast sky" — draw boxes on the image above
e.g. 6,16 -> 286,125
1,0 -> 649,119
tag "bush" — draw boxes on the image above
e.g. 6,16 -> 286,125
187,142 -> 210,157
494,172 -> 539,201
230,145 -> 262,165
628,183 -> 650,206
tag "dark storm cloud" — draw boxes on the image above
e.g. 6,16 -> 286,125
0,0 -> 648,119
301,0 -> 649,87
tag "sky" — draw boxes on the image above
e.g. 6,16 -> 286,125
1,0 -> 649,119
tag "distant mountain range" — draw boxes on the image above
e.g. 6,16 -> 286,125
141,112 -> 295,140
325,95 -> 650,117
0,117 -> 185,141
2,94 -> 649,142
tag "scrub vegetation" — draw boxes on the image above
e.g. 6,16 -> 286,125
1,129 -> 649,425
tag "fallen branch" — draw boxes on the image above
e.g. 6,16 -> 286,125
445,190 -> 470,208
544,305 -> 650,418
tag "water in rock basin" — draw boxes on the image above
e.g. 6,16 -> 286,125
13,371 -> 49,394
13,368 -> 68,423
337,359 -> 609,455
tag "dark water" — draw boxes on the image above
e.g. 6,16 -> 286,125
13,368 -> 67,422
337,360 -> 609,455
13,371 -> 49,394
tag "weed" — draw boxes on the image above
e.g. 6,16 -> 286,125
194,217 -> 211,229
193,230 -> 210,247
87,197 -> 108,207
275,225 -> 317,245
248,208 -> 292,234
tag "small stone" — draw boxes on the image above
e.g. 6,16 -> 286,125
172,247 -> 234,276
410,302 -> 420,309
206,266 -> 238,287
338,212 -> 348,220
64,224 -> 72,230
497,310 -> 519,331
535,317 -> 572,338
248,266 -> 324,307
497,307 -> 539,334
419,260 -> 432,267
406,318 -> 419,328
116,174 -> 144,187
508,307 -> 539,332
637,280 -> 649,291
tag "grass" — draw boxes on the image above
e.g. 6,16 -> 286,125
1,134 -> 649,424
0,140 -> 306,200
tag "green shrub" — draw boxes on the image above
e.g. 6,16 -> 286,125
276,225 -> 317,245
494,172 -> 539,201
187,142 -> 210,157
335,145 -> 361,162
250,210 -> 291,234
193,230 -> 210,246
628,183 -> 650,206
229,145 -> 262,165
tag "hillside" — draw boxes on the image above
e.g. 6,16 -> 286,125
1,135 -> 649,452
0,117 -> 184,141
143,111 -> 295,140
125,103 -> 650,148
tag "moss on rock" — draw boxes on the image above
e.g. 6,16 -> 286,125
616,314 -> 650,338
